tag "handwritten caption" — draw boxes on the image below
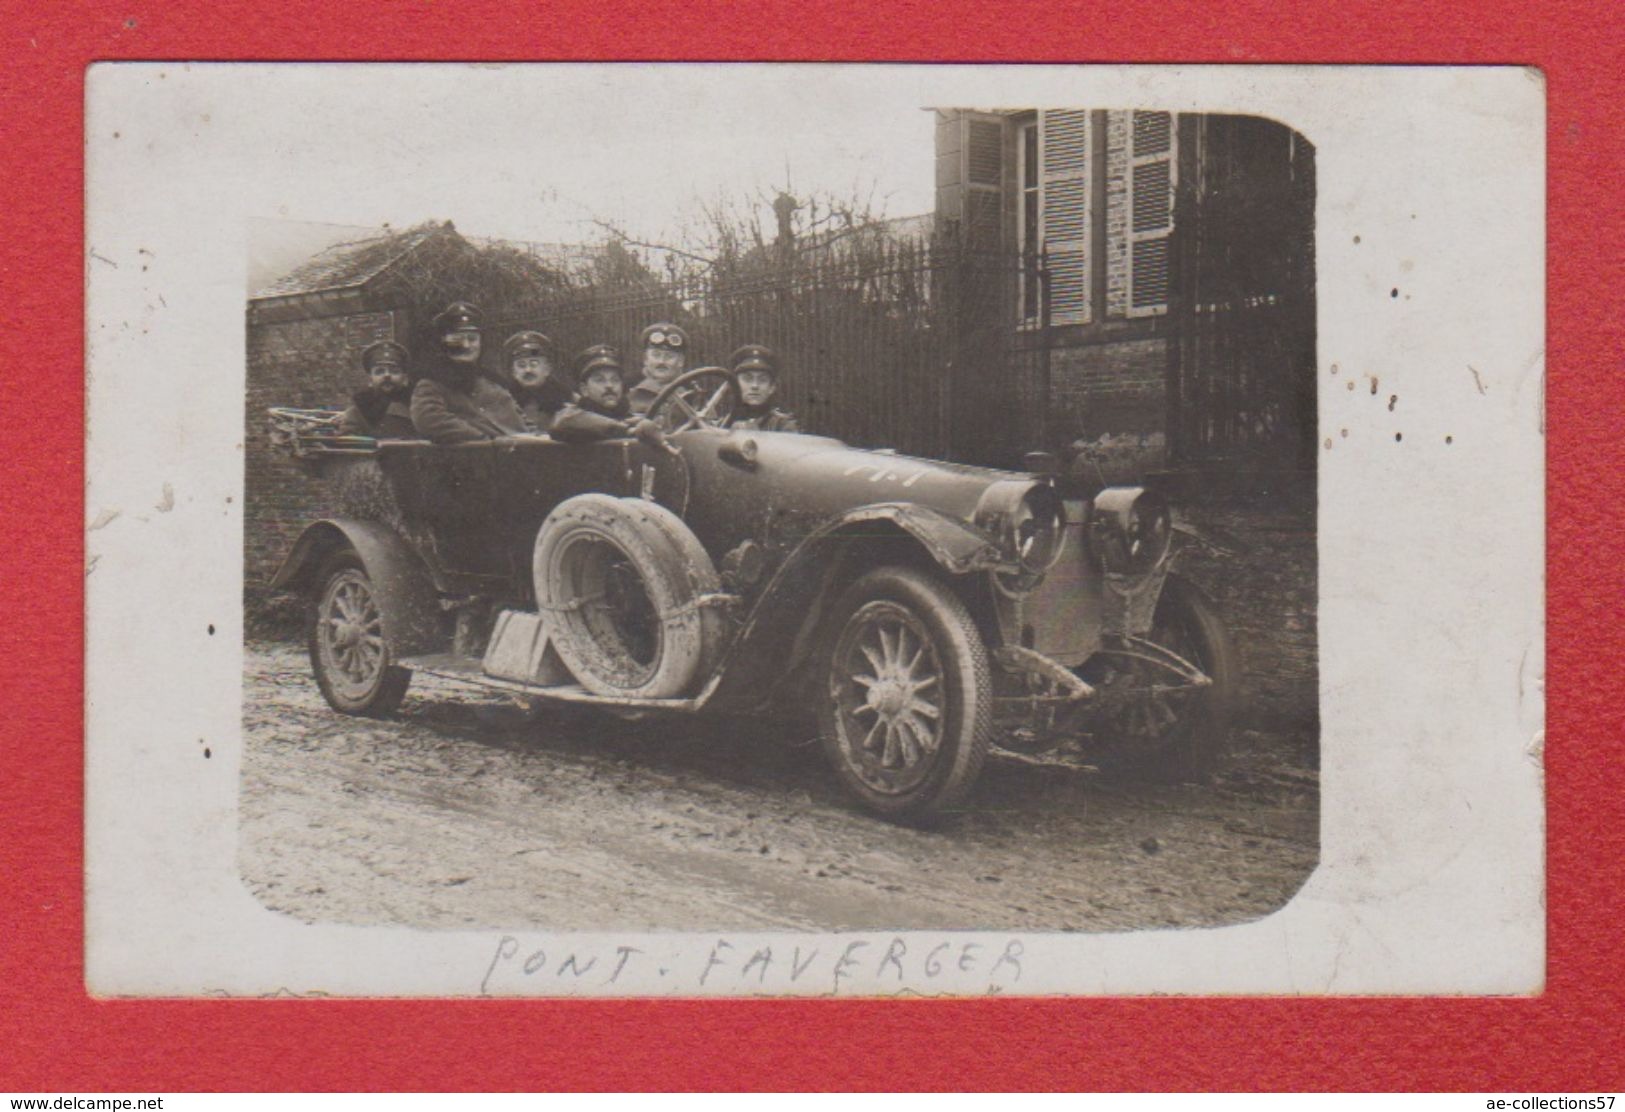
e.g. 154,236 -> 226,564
481,935 -> 1027,996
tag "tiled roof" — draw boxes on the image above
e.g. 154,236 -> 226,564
251,221 -> 456,300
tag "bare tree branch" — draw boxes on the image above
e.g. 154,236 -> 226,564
590,217 -> 720,269
576,173 -> 906,288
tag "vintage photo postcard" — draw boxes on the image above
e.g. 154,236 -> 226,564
85,63 -> 1543,996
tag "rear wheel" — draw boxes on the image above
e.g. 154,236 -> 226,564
309,553 -> 412,716
818,566 -> 992,821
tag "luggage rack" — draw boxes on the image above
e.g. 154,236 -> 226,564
267,406 -> 382,458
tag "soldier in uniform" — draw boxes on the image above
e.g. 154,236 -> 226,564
727,344 -> 801,432
502,329 -> 573,433
409,301 -> 529,443
626,322 -> 689,416
550,345 -> 669,451
336,339 -> 417,438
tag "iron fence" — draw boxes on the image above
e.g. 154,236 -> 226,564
488,237 -> 1049,466
1167,114 -> 1318,471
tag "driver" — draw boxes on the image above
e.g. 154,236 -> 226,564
550,344 -> 670,451
627,322 -> 689,416
409,301 -> 530,443
336,339 -> 417,438
727,344 -> 801,432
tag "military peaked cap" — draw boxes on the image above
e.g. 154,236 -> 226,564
431,301 -> 483,334
503,330 -> 552,363
574,344 -> 623,383
730,343 -> 779,377
361,339 -> 410,372
639,322 -> 688,351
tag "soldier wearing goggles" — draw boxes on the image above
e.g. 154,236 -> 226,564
627,322 -> 689,416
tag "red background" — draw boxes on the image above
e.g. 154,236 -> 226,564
3,0 -> 1619,1091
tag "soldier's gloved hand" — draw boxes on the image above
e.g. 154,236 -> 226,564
628,417 -> 678,455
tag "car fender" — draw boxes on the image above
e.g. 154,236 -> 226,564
817,502 -> 1004,575
704,503 -> 1002,708
269,518 -> 446,656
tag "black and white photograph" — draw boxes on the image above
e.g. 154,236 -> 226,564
85,64 -> 1543,996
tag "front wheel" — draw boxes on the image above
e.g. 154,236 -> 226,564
818,566 -> 992,822
1082,573 -> 1238,780
309,552 -> 412,716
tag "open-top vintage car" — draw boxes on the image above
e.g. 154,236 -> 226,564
268,368 -> 1237,820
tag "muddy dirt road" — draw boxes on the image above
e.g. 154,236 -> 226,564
241,642 -> 1318,932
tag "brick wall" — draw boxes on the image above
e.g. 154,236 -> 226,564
244,308 -> 399,584
1046,335 -> 1167,442
1104,110 -> 1131,320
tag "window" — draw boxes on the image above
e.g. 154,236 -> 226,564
1039,108 -> 1091,325
1128,111 -> 1176,317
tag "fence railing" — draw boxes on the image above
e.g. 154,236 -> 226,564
392,223 -> 1312,472
489,238 -> 1047,464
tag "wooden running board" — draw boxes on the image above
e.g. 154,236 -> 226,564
397,653 -> 711,711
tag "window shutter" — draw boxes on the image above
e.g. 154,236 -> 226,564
965,191 -> 1002,243
966,120 -> 1003,186
1040,109 -> 1091,325
962,117 -> 1004,249
1128,111 -> 1176,317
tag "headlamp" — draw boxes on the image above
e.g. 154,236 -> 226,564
975,480 -> 1067,575
1089,487 -> 1172,575
1011,484 -> 1067,574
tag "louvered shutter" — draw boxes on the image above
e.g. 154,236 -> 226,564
1040,109 -> 1091,325
963,117 -> 1004,248
1128,111 -> 1176,317
966,120 -> 1003,186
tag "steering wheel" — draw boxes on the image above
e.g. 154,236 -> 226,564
645,367 -> 738,433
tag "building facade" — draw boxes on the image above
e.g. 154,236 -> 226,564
934,108 -> 1316,478
937,108 -> 1320,734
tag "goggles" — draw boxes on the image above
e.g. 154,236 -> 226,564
646,330 -> 685,349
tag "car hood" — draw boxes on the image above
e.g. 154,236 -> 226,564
670,429 -> 1043,558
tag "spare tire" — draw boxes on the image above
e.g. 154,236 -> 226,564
624,498 -> 730,684
533,494 -> 723,699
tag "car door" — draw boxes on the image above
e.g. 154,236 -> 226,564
489,437 -> 646,603
375,441 -> 508,589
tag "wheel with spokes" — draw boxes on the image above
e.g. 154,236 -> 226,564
1080,573 -> 1238,780
818,566 -> 992,821
309,552 -> 411,716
